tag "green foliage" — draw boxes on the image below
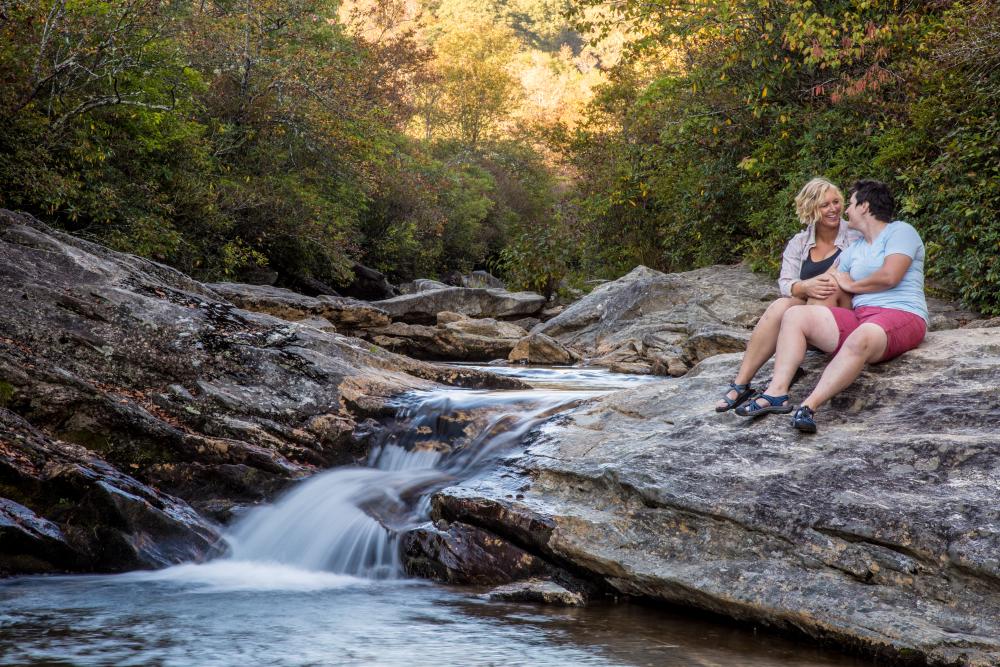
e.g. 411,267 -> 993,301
3,0 -> 997,317
564,0 -> 1000,314
885,0 -> 1000,314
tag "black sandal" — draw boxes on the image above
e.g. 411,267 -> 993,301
715,382 -> 757,413
735,393 -> 792,418
790,405 -> 817,433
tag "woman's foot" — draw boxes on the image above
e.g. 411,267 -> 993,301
734,393 -> 792,417
790,405 -> 817,432
715,382 -> 756,412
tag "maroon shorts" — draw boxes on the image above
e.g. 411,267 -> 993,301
828,306 -> 927,362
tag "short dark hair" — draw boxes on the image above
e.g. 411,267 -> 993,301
849,179 -> 895,223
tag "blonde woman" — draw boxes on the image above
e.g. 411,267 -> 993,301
716,178 -> 861,412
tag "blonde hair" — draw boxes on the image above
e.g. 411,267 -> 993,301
794,177 -> 843,227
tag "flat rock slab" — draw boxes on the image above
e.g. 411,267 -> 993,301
375,287 -> 546,324
205,282 -> 390,330
363,316 -> 528,362
431,328 -> 1000,666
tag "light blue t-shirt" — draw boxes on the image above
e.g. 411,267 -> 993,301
838,221 -> 928,322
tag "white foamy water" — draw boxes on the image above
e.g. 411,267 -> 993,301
120,560 -> 364,593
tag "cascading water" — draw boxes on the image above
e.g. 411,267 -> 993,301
225,380 -> 611,579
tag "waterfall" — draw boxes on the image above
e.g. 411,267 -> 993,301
223,369 -> 656,579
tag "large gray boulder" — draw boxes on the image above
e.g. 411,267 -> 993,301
427,327 -> 1000,666
0,209 -> 521,572
374,286 -> 546,324
533,265 -> 775,375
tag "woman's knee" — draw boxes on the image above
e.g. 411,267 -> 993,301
762,296 -> 798,320
780,303 -> 810,327
842,324 -> 886,360
753,298 -> 800,336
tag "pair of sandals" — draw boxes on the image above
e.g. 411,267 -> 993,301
716,382 -> 817,431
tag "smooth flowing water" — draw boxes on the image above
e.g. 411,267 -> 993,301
0,366 -> 876,667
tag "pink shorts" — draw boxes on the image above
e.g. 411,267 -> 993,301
829,306 -> 926,362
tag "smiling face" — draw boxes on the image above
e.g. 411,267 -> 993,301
816,188 -> 843,230
794,178 -> 844,229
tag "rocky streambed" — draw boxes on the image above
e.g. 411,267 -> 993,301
2,208 -> 999,666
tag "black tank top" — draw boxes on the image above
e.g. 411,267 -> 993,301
800,248 -> 841,281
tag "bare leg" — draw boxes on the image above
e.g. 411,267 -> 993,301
754,305 -> 840,406
801,323 -> 887,410
716,296 -> 803,409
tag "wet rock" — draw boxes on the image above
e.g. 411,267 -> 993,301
508,333 -> 577,365
205,282 -> 390,331
403,520 -> 551,585
374,287 -> 546,325
0,409 -> 220,574
484,579 -> 585,606
0,498 -> 78,574
431,327 -> 1000,666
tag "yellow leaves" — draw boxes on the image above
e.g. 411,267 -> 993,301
761,86 -> 768,99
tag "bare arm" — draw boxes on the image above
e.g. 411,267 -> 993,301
834,254 -> 912,294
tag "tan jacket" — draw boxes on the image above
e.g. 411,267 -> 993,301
778,220 -> 862,298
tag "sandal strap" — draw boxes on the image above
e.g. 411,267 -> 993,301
759,393 -> 789,406
729,382 -> 751,391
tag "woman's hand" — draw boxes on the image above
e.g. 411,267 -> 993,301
832,270 -> 856,293
798,273 -> 838,299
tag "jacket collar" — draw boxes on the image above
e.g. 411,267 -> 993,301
805,220 -> 852,248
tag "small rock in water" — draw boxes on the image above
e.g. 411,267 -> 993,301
483,579 -> 585,606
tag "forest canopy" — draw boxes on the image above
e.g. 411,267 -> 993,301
1,0 -> 998,313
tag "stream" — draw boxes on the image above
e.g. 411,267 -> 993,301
0,366 -> 876,667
